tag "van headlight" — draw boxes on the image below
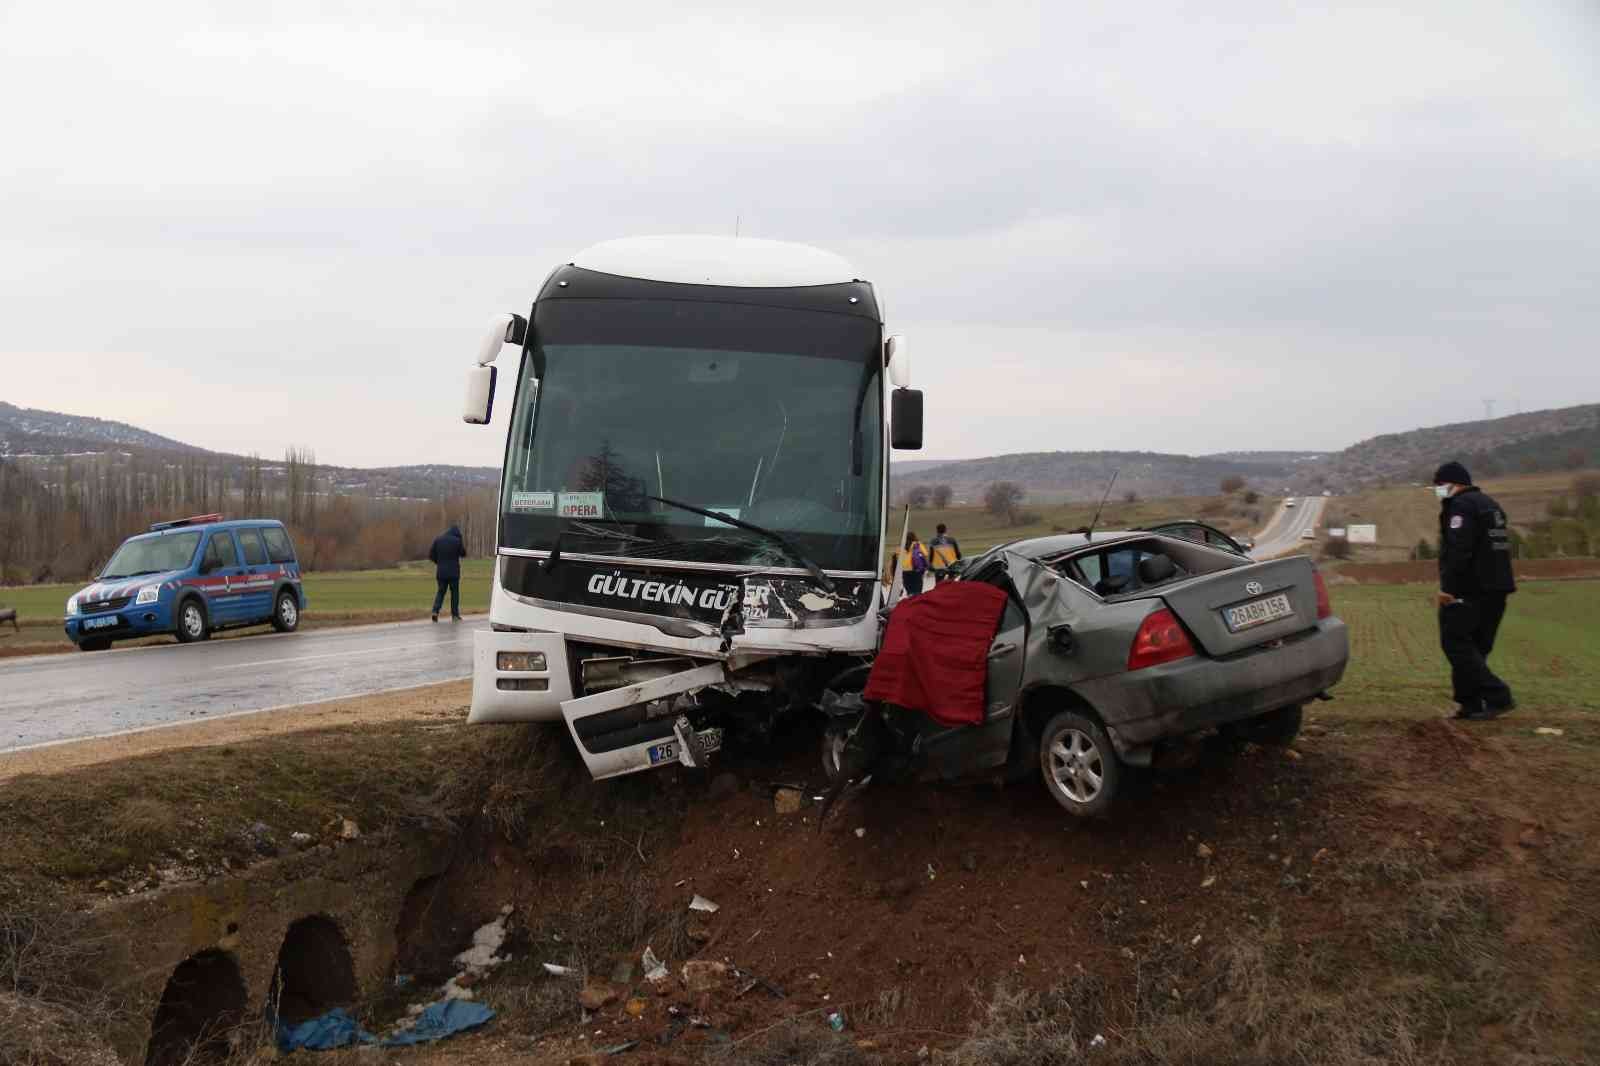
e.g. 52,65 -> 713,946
136,584 -> 161,606
66,597 -> 79,616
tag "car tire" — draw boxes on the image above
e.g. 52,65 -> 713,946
175,598 -> 210,643
271,590 -> 300,633
79,637 -> 111,652
1223,704 -> 1303,747
1039,710 -> 1121,818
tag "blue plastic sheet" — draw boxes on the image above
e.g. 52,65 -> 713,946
275,1000 -> 495,1051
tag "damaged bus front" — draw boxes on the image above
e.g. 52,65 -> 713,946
461,235 -> 923,779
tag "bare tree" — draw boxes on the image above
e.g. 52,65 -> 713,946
906,485 -> 932,509
930,484 -> 953,508
1220,475 -> 1246,494
983,481 -> 1026,525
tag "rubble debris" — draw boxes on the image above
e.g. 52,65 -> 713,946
854,827 -> 866,838
642,947 -> 669,983
1196,843 -> 1214,860
579,982 -> 619,1011
774,788 -> 805,814
442,906 -> 513,1001
290,831 -> 313,847
543,963 -> 575,977
340,818 -> 361,840
827,1010 -> 847,1032
1534,727 -> 1565,737
688,894 -> 720,913
682,960 -> 729,993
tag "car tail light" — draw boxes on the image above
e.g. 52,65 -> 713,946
1313,570 -> 1332,620
1127,608 -> 1197,671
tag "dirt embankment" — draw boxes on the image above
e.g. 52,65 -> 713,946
4,700 -> 1598,1065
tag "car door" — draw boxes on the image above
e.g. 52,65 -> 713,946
234,528 -> 276,623
198,530 -> 244,625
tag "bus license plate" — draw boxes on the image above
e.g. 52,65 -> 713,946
1223,593 -> 1293,633
648,728 -> 724,766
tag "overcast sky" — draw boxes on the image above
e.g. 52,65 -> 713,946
3,1 -> 1596,468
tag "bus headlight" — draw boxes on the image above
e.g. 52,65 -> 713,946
136,585 -> 162,606
497,651 -> 547,671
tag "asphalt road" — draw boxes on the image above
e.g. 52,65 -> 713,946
1251,497 -> 1327,559
0,618 -> 485,753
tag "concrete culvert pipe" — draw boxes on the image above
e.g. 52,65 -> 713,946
268,915 -> 358,1024
143,950 -> 248,1066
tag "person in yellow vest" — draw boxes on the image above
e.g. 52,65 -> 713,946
887,530 -> 931,597
928,523 -> 962,584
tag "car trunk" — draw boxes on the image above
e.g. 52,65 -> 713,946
1151,555 -> 1320,658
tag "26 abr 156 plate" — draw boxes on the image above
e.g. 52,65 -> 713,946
1223,593 -> 1293,633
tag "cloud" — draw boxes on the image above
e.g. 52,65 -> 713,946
1,0 -> 1596,467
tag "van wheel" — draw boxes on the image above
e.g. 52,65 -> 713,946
1039,711 -> 1121,818
1222,705 -> 1303,748
79,637 -> 111,652
272,590 -> 300,633
176,599 -> 210,643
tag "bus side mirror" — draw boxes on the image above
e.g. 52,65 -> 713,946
463,365 -> 498,425
477,313 -> 525,366
891,388 -> 923,450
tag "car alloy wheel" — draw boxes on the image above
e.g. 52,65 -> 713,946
178,602 -> 207,642
1049,728 -> 1104,804
277,594 -> 298,629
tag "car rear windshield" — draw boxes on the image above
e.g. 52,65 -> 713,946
100,531 -> 202,579
261,526 -> 296,564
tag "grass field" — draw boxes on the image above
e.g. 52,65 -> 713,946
1324,467 -> 1599,563
1329,580 -> 1600,720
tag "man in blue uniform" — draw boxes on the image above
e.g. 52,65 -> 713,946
1433,461 -> 1516,720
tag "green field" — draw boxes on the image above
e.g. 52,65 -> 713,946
1328,580 -> 1600,720
0,559 -> 496,647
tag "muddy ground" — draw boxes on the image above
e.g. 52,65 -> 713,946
5,684 -> 1594,1066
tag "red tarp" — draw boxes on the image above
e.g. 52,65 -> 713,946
864,581 -> 1009,727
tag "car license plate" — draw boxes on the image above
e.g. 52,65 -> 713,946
81,616 -> 120,631
1223,593 -> 1293,632
648,728 -> 725,766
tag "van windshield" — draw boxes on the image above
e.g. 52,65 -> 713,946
499,298 -> 884,573
101,531 -> 202,579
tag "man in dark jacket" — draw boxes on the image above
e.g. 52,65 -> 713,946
428,524 -> 467,622
1433,461 -> 1516,719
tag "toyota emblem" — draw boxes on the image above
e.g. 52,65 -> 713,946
1245,581 -> 1263,596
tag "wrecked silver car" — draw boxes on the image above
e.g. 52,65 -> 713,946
821,529 -> 1349,817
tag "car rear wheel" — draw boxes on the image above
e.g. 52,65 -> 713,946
1222,704 -> 1303,747
79,637 -> 111,652
175,599 -> 210,643
1039,711 -> 1121,818
272,590 -> 300,633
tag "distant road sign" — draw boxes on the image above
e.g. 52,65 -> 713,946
1347,524 -> 1378,544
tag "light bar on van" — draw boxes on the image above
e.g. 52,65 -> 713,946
149,513 -> 224,532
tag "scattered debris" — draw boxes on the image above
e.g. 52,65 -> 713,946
854,827 -> 866,838
442,906 -> 513,1001
642,947 -> 669,984
1534,727 -> 1565,737
689,894 -> 720,913
682,960 -> 729,993
625,997 -> 647,1017
543,963 -> 575,977
1312,847 -> 1331,863
579,982 -> 619,1011
1090,1034 -> 1107,1049
1196,843 -> 1214,860
774,788 -> 805,814
340,818 -> 361,840
1201,875 -> 1217,888
290,831 -> 313,847
827,1010 -> 847,1032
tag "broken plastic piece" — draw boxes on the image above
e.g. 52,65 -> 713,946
689,894 -> 720,913
827,1010 -> 846,1032
642,946 -> 669,982
542,963 -> 575,977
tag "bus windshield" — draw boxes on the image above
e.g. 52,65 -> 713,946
499,298 -> 883,573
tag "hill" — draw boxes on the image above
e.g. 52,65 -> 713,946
0,401 -> 204,457
1292,403 -> 1600,491
888,450 -> 1315,503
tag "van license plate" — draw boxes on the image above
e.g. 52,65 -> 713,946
1223,593 -> 1293,632
82,616 -> 120,631
648,728 -> 724,766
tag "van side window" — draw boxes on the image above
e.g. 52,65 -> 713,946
239,529 -> 269,566
203,532 -> 238,571
262,527 -> 297,564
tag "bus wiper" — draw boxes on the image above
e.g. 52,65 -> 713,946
646,495 -> 836,594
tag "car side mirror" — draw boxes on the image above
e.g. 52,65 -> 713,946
463,364 -> 498,425
891,388 -> 923,450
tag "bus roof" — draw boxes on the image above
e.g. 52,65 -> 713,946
572,235 -> 861,289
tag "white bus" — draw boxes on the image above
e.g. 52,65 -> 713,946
460,235 -> 922,780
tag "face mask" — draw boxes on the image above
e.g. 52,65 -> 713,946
1434,484 -> 1452,500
